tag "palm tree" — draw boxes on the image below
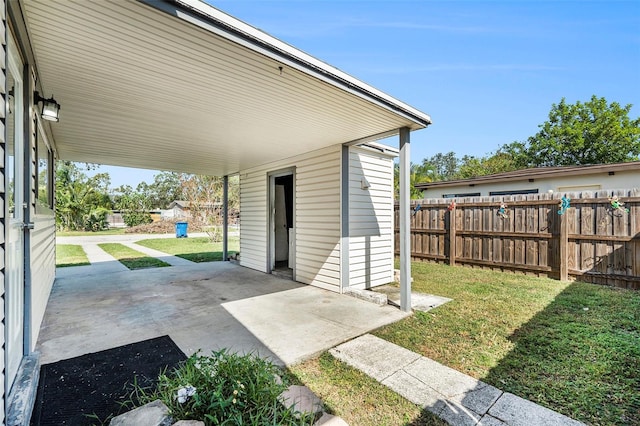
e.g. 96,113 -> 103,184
394,162 -> 433,200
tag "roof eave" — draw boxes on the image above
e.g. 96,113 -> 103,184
145,0 -> 432,128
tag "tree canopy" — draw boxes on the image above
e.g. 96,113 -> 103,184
397,96 -> 640,196
393,162 -> 433,199
503,96 -> 640,167
55,162 -> 112,231
54,163 -> 240,232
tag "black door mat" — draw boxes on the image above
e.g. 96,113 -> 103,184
31,335 -> 187,425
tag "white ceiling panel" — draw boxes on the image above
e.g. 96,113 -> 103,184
21,0 -> 430,176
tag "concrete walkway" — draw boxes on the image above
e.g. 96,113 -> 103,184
57,234 -> 199,277
56,231 -> 213,245
121,241 -> 195,267
330,334 -> 584,426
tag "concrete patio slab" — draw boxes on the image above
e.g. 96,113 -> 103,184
328,333 -> 420,382
438,399 -> 484,426
223,289 -> 410,365
373,284 -> 452,312
381,369 -> 447,411
488,392 -> 584,426
478,415 -> 508,426
37,262 -> 409,367
405,357 -> 502,414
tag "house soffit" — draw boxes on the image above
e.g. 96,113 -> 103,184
21,0 -> 430,176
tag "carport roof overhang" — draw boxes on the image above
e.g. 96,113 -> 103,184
18,0 -> 431,176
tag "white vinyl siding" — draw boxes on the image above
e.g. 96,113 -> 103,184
30,211 -> 55,350
0,1 -> 6,418
240,145 -> 341,291
348,147 -> 395,289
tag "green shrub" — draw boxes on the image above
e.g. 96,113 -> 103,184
84,207 -> 109,231
131,350 -> 314,425
122,211 -> 153,227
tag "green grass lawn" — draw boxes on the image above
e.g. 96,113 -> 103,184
136,237 -> 239,262
56,244 -> 90,267
98,243 -> 170,270
57,228 -> 126,237
371,262 -> 639,425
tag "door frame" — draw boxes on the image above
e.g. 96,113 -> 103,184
267,167 -> 295,277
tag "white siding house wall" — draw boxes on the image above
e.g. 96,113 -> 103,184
348,146 -> 395,289
239,145 -> 341,291
425,170 -> 640,198
0,0 -> 7,420
30,211 -> 55,350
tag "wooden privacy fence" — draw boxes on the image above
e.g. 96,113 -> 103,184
394,189 -> 640,289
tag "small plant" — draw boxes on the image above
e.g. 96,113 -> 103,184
130,350 -> 314,425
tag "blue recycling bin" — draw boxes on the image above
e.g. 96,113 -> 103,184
175,222 -> 188,238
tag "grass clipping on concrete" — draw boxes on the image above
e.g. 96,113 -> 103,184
372,262 -> 640,426
56,244 -> 90,267
98,243 -> 170,270
136,237 -> 239,263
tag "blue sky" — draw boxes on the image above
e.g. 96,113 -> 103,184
100,0 -> 640,187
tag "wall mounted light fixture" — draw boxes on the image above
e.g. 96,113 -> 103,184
34,91 -> 60,122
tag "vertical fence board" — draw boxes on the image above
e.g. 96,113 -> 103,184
438,208 -> 446,256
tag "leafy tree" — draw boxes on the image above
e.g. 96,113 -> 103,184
457,152 -> 518,179
113,184 -> 153,227
137,171 -> 183,209
507,96 -> 640,167
180,174 -> 239,242
422,152 -> 460,181
394,162 -> 433,199
55,162 -> 112,231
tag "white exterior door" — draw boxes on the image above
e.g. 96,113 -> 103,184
5,31 -> 25,389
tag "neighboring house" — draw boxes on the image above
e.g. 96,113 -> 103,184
0,0 -> 430,422
163,200 -> 220,220
164,201 -> 194,219
416,162 -> 640,198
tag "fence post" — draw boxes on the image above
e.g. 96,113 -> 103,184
559,212 -> 568,281
448,209 -> 456,266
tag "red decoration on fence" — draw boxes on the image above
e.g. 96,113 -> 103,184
447,200 -> 456,211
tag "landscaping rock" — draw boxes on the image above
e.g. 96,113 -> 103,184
274,373 -> 283,385
172,421 -> 205,426
314,412 -> 349,425
279,385 -> 323,417
109,400 -> 172,426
